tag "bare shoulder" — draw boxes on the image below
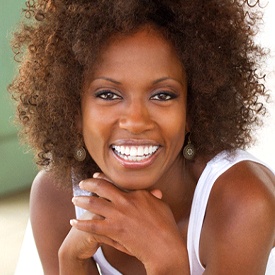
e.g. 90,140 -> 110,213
200,161 -> 275,274
30,169 -> 74,211
30,170 -> 75,275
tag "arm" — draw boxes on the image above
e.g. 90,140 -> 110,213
200,161 -> 275,274
59,234 -> 98,275
58,211 -> 101,275
30,170 -> 99,274
30,170 -> 100,274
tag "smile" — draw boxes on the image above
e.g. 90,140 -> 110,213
112,145 -> 159,162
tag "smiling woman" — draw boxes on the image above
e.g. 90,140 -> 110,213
8,0 -> 275,275
80,28 -> 187,190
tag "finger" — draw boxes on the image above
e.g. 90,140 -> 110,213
72,195 -> 114,218
70,218 -> 115,239
93,172 -> 113,183
76,172 -> 114,197
150,189 -> 163,199
78,208 -> 104,221
94,173 -> 131,193
70,219 -> 132,256
63,226 -> 100,260
79,177 -> 125,202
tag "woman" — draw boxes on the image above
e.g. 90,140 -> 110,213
9,0 -> 275,274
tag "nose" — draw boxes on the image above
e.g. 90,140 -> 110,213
119,100 -> 154,134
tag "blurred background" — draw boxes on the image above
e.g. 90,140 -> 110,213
0,0 -> 274,274
0,1 -> 37,195
0,1 -> 37,274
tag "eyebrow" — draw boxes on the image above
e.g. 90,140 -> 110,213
92,77 -> 121,85
153,77 -> 180,85
92,76 -> 184,86
153,76 -> 187,88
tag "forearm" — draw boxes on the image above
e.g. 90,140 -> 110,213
146,263 -> 190,275
145,246 -> 190,275
58,253 -> 99,275
58,215 -> 101,275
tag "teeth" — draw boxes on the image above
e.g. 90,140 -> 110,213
137,146 -> 143,155
112,145 -> 159,162
144,146 -> 149,155
130,147 -> 137,156
120,146 -> 125,155
125,146 -> 130,155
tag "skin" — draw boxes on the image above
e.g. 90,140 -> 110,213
80,27 -> 189,193
30,26 -> 275,275
73,27 -> 193,274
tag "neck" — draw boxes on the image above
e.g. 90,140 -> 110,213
153,156 -> 204,223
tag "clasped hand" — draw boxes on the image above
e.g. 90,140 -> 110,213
60,173 -> 187,273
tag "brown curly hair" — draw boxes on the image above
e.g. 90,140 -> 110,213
9,0 -> 269,182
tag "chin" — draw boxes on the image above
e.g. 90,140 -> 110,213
109,175 -> 156,192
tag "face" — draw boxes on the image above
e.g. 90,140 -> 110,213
80,27 -> 188,190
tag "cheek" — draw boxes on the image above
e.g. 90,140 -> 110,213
81,103 -> 121,167
160,109 -> 186,145
81,108 -> 109,158
82,124 -> 111,171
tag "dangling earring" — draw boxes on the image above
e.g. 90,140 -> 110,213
183,133 -> 196,160
74,146 -> 87,162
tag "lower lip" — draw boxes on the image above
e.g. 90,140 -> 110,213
111,149 -> 160,169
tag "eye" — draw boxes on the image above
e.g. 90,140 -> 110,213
95,90 -> 122,101
150,91 -> 177,101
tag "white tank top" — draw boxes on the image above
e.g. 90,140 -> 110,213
187,149 -> 275,275
73,150 -> 275,275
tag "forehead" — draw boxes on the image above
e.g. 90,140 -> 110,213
87,26 -> 185,81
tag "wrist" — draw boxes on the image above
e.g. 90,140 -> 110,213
144,245 -> 190,275
145,259 -> 189,275
58,246 -> 93,275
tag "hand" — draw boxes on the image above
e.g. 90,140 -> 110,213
60,210 -> 101,259
71,173 -> 189,274
58,210 -> 102,274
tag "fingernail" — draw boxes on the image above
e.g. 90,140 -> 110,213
93,172 -> 100,178
79,181 -> 84,189
70,219 -> 78,226
72,197 -> 77,204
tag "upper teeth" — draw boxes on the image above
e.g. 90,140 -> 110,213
112,145 -> 159,158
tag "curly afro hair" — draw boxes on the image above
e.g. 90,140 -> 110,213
9,0 -> 269,183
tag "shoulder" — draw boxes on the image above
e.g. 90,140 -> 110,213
30,170 -> 75,274
200,160 -> 275,274
30,170 -> 75,222
31,169 -> 73,207
209,160 -> 275,217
